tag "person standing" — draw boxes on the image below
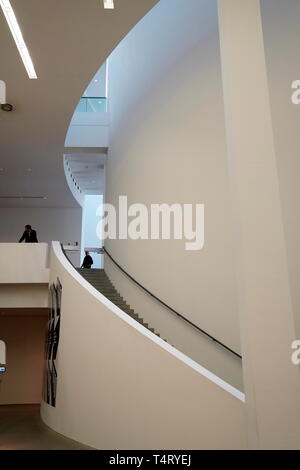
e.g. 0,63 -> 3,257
19,225 -> 38,243
81,251 -> 94,269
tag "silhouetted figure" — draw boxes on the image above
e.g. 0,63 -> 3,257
19,225 -> 38,243
81,251 -> 94,269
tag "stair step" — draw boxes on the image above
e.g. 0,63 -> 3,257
125,309 -> 137,316
77,268 -> 164,346
87,281 -> 114,288
129,312 -> 139,319
99,294 -> 124,300
112,302 -> 131,310
78,272 -> 105,276
82,276 -> 109,279
91,285 -> 118,291
82,273 -> 107,275
90,282 -> 117,293
110,300 -> 129,307
89,283 -> 116,288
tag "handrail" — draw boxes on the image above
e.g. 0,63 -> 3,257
76,96 -> 107,113
60,243 -> 77,270
80,96 -> 107,99
103,247 -> 242,360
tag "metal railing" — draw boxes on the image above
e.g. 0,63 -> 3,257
60,243 -> 78,269
60,242 -> 242,360
103,247 -> 242,360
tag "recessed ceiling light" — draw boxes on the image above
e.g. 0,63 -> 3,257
94,79 -> 98,83
103,0 -> 114,9
0,0 -> 38,79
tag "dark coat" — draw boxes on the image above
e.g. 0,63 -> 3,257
19,230 -> 38,243
82,255 -> 94,268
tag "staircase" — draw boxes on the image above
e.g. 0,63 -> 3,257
77,268 -> 164,340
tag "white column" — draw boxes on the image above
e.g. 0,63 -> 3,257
218,0 -> 300,449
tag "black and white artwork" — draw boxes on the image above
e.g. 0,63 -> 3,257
43,278 -> 62,407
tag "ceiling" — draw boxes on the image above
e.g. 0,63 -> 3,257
0,0 -> 158,208
65,150 -> 107,195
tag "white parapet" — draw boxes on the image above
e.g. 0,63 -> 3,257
0,243 -> 49,284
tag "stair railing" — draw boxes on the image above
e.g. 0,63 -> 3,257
102,247 -> 242,360
60,243 -> 77,269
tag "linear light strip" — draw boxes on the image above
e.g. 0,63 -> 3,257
0,196 -> 47,199
103,0 -> 114,9
0,0 -> 37,79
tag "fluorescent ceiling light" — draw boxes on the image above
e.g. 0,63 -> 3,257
0,0 -> 37,79
103,0 -> 114,9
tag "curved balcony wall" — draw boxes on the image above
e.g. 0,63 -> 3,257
41,242 -> 246,449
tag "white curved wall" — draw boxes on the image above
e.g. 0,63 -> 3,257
65,112 -> 110,148
261,0 -> 300,338
41,242 -> 246,449
105,0 -> 242,389
0,244 -> 49,284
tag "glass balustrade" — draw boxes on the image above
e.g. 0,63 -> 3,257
75,97 -> 107,113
